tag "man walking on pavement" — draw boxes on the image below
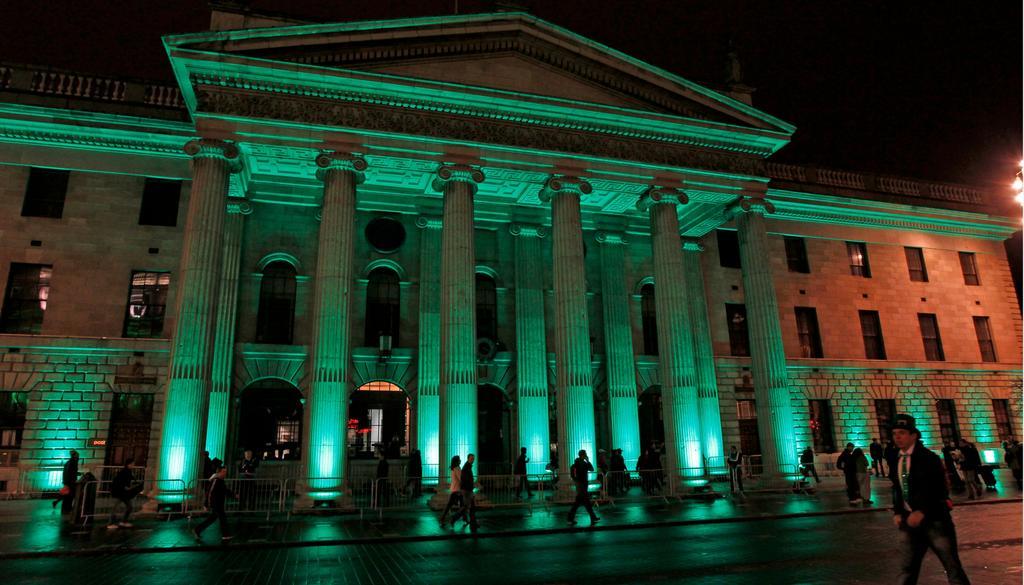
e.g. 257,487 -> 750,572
193,465 -> 237,542
567,449 -> 600,525
727,446 -> 743,494
890,414 -> 971,585
52,450 -> 79,513
957,439 -> 982,500
800,446 -> 821,483
514,447 -> 532,499
452,453 -> 478,530
107,458 -> 143,529
869,438 -> 884,477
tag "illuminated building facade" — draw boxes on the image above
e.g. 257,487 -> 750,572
0,12 -> 1019,497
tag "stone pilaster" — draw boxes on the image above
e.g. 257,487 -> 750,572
541,176 -> 596,476
511,223 -> 550,475
682,239 -> 725,470
416,215 -> 443,480
731,195 -> 800,474
303,152 -> 366,499
435,165 -> 485,472
204,200 -> 252,462
638,188 -> 703,481
596,231 -> 641,470
156,138 -> 240,500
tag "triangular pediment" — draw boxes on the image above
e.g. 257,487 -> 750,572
167,12 -> 794,136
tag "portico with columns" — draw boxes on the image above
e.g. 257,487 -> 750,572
3,12 -> 1018,501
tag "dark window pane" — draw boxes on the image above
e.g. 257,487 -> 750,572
905,247 -> 928,282
0,263 -> 52,334
365,217 -> 407,253
935,399 -> 960,445
992,399 -> 1015,443
874,399 -> 897,441
973,316 -> 997,362
123,271 -> 171,338
475,274 -> 498,342
918,313 -> 944,361
958,252 -> 980,286
0,391 -> 28,450
256,261 -> 296,345
641,283 -> 658,355
784,236 -> 810,273
364,267 -> 400,347
859,310 -> 887,360
138,178 -> 181,227
846,242 -> 871,277
794,307 -> 823,358
21,168 -> 69,218
717,230 -> 741,269
808,399 -> 836,453
726,303 -> 749,357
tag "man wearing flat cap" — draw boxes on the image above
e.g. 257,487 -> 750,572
889,413 -> 970,584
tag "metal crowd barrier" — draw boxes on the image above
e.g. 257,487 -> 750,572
191,478 -> 285,521
599,467 -> 715,505
13,466 -> 65,498
79,479 -> 188,525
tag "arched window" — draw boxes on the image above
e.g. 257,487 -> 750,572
364,268 -> 400,347
256,261 -> 296,345
476,274 -> 498,341
641,283 -> 658,355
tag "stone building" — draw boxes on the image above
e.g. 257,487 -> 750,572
0,11 -> 1019,497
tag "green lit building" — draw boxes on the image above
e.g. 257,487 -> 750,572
0,11 -> 1019,497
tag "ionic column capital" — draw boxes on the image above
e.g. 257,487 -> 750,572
510,223 -> 548,238
416,215 -> 443,230
315,152 -> 368,182
727,195 -> 776,217
184,138 -> 241,172
595,231 -> 628,245
681,238 -> 704,253
637,186 -> 689,212
539,175 -> 592,202
226,200 -> 253,216
432,164 -> 485,194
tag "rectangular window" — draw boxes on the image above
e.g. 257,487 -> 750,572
958,252 -> 980,286
123,271 -> 171,338
858,310 -> 887,360
784,236 -> 810,273
21,168 -> 69,218
0,391 -> 28,451
138,178 -> 181,227
0,263 -> 52,334
717,230 -> 741,269
918,313 -> 945,361
905,247 -> 928,282
808,400 -> 836,453
992,399 -> 1015,443
794,307 -> 824,358
725,303 -> 750,357
874,399 -> 897,441
736,399 -> 761,456
846,242 -> 871,277
935,399 -> 960,445
973,316 -> 997,362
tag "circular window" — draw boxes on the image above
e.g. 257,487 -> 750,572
365,217 -> 406,253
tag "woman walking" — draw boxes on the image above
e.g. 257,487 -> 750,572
439,455 -> 463,526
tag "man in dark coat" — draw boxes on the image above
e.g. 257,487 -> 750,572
107,458 -> 143,529
452,453 -> 478,529
238,449 -> 259,510
52,450 -> 79,513
193,466 -> 236,542
890,414 -> 970,585
609,448 -> 627,496
567,449 -> 599,525
727,446 -> 743,493
957,439 -> 982,500
941,442 -> 965,491
513,447 -> 532,499
884,440 -> 899,479
374,449 -> 390,508
869,438 -> 884,477
836,443 -> 858,502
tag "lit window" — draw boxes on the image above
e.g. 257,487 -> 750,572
846,242 -> 871,277
123,271 -> 170,338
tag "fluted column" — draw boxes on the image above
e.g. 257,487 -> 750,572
204,200 -> 252,462
303,152 -> 366,499
732,195 -> 799,474
436,165 -> 485,472
596,231 -> 641,470
416,215 -> 443,480
638,188 -> 703,482
541,176 -> 596,476
682,239 -> 725,471
156,139 -> 240,500
511,223 -> 550,475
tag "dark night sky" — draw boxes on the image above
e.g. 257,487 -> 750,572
1,1 -> 1021,198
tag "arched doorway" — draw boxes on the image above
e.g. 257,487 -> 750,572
477,384 -> 511,474
237,380 -> 303,461
638,385 -> 664,452
348,381 -> 409,459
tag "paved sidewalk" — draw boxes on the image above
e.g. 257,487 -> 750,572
1,471 -> 1019,559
